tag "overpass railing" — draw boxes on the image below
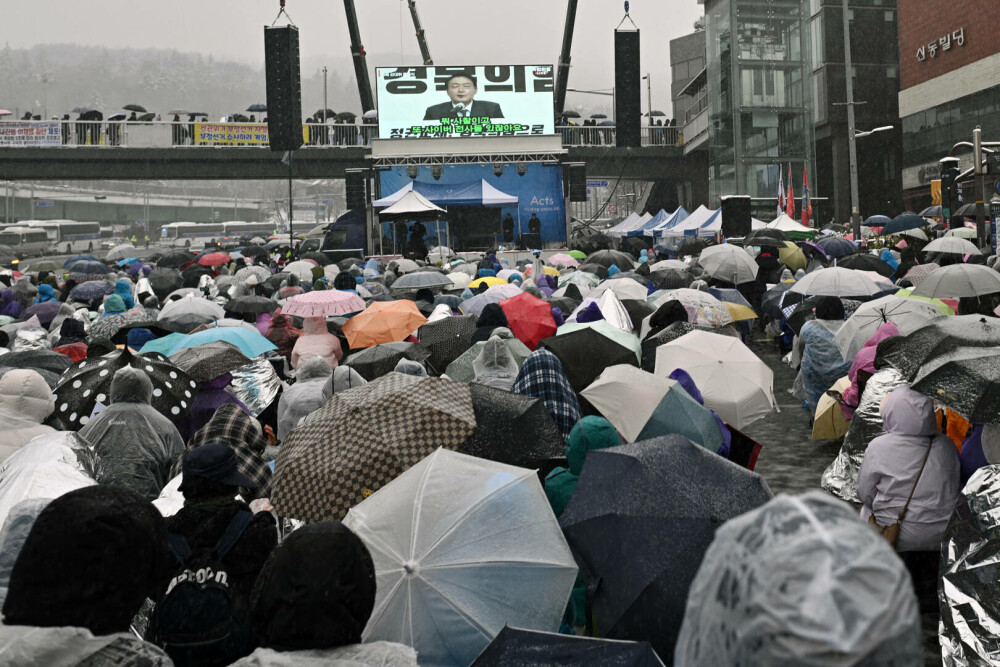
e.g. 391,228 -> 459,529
1,120 -> 681,149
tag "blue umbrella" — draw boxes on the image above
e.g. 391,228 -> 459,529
636,382 -> 724,449
816,236 -> 858,258
863,215 -> 891,228
880,214 -> 928,236
139,332 -> 189,357
68,281 -> 114,302
144,327 -> 277,358
64,259 -> 109,275
116,258 -> 139,267
63,254 -> 101,268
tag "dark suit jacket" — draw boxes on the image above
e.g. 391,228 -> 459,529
423,100 -> 504,121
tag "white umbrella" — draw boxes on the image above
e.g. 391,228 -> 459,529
833,294 -> 944,360
234,266 -> 271,283
447,272 -> 472,289
283,260 -> 318,282
697,244 -> 758,285
344,448 -> 577,667
588,278 -> 649,302
944,227 -> 978,239
654,330 -> 776,429
912,264 -> 1000,299
580,364 -> 674,442
923,236 -> 981,256
789,266 -> 882,297
157,293 -> 225,321
106,245 -> 138,262
596,289 -> 634,332
392,258 -> 420,274
248,237 -> 267,245
650,259 -> 691,272
901,228 -> 929,241
652,288 -> 734,328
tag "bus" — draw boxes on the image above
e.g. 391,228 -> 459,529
0,227 -> 51,258
24,220 -> 103,254
159,221 -> 278,248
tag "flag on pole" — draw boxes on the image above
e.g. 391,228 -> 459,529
801,165 -> 813,228
785,164 -> 795,218
777,166 -> 785,216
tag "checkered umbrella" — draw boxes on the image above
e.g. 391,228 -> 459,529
417,314 -> 477,374
271,373 -> 478,522
342,342 -> 431,381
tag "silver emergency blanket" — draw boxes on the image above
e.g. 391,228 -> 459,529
675,491 -> 922,666
822,367 -> 905,502
229,357 -> 281,418
940,464 -> 1000,665
11,325 -> 51,352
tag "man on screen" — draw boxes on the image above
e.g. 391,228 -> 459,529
423,74 -> 504,121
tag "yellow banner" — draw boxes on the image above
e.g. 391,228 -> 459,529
193,123 -> 309,146
931,179 -> 942,205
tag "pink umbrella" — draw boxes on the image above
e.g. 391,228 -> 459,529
283,289 -> 366,317
548,253 -> 580,268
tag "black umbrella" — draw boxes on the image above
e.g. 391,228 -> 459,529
590,114 -> 608,119
147,268 -> 184,300
954,202 -> 979,217
265,273 -> 291,290
910,350 -> 1000,423
918,205 -> 943,218
471,626 -> 664,666
559,436 -> 772,659
107,113 -> 127,121
741,228 -> 788,247
156,312 -> 216,334
342,342 -> 430,381
540,328 -> 638,393
417,314 -> 476,374
338,257 -> 365,272
65,258 -> 109,275
875,315 -> 1000,382
168,341 -> 252,383
241,245 -> 270,262
784,297 -> 861,335
584,249 -> 636,270
0,350 -> 72,377
110,320 -> 177,345
335,111 -> 357,122
641,323 -> 721,372
621,299 -> 655,328
577,264 -> 609,280
569,234 -> 613,255
545,296 -> 581,316
71,106 -> 95,114
224,296 -> 277,315
246,103 -> 267,112
181,264 -> 210,288
760,282 -> 793,319
561,110 -> 582,119
648,268 -> 690,290
678,239 -> 712,256
156,250 -> 195,268
834,253 -> 894,278
69,280 -> 115,303
299,251 -> 331,266
137,112 -> 156,122
460,384 -> 566,468
122,104 -> 147,112
0,365 -> 62,389
313,108 -> 336,118
880,214 -> 927,236
563,283 -> 586,303
53,348 -> 197,430
815,236 -> 858,258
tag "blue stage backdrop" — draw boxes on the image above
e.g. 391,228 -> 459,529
377,163 -> 566,244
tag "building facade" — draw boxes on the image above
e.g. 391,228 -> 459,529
897,0 -> 1000,210
811,0 -> 901,222
671,29 -> 708,126
701,0 -> 817,218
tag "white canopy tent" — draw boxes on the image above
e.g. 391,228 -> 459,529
379,190 -> 446,216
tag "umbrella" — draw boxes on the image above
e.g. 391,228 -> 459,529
833,294 -> 944,360
343,448 -> 577,667
557,320 -> 640,362
158,293 -> 225,322
341,300 -> 427,348
246,103 -> 267,112
568,250 -> 587,260
122,104 -> 147,112
335,111 -> 357,122
547,252 -> 580,268
64,258 -> 108,275
390,272 -> 453,291
559,437 -> 772,659
53,347 -> 196,429
821,223 -> 849,233
0,110 -> 12,117
460,384 -> 566,467
649,259 -> 691,272
298,251 -> 331,267
181,265 -> 210,287
284,260 -> 320,281
156,250 -> 195,268
540,327 -> 639,393
697,245 -> 758,284
864,214 -> 891,228
417,314 -> 477,373
782,296 -> 861,336
469,277 -> 508,289
875,315 -> 1000,381
472,627 -> 664,666
233,265 -> 272,284
590,113 -> 608,119
919,205 -> 943,218
901,227 -> 929,241
923,236 -> 981,256
445,337 -> 532,382
945,226 -> 978,239
880,214 -> 927,236
71,106 -> 96,114
22,301 -> 63,327
584,249 -> 636,270
313,108 -> 336,118
272,374 -> 478,521
461,284 -> 523,317
777,241 -> 807,272
342,342 -> 430,381
588,278 -> 649,302
0,350 -> 72,377
145,326 -> 277,358
640,323 -> 724,372
912,264 -> 1000,298
240,246 -> 270,262
582,364 -> 721,448
362,109 -> 378,120
224,296 -> 277,315
167,341 -> 251,383
834,253 -> 894,278
653,288 -> 734,328
655,330 -> 775,429
741,228 -> 788,247
900,263 -> 940,287
498,292 -> 556,350
815,236 -> 857,258
789,266 -> 883,297
105,244 -> 138,262
283,290 -> 366,317
196,252 -> 230,267
911,350 -> 1000,423
812,377 -> 851,440
88,309 -> 153,340
68,280 -> 115,303
24,259 -> 65,273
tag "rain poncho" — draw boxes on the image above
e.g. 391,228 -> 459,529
0,625 -> 172,667
471,335 -> 520,391
512,348 -> 582,438
392,358 -> 427,377
674,491 -> 922,666
102,294 -> 126,315
291,316 -> 343,370
278,357 -> 333,441
840,321 -> 899,420
33,283 -> 56,304
0,498 -> 48,610
264,312 -> 300,360
0,370 -> 55,462
857,386 -> 960,552
798,318 -> 851,413
332,365 -> 367,393
0,289 -> 23,319
78,367 -> 185,500
231,642 -> 417,667
182,372 -> 250,441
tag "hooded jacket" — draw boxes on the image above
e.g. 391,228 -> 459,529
265,312 -> 300,360
290,316 -> 343,370
544,416 -> 621,518
0,369 -> 56,461
0,290 -> 23,319
102,294 -> 126,315
471,335 -> 520,391
78,367 -> 186,500
277,357 -> 333,441
471,303 -> 509,343
857,386 -> 961,552
55,317 -> 87,347
113,280 -> 134,310
33,284 -> 56,304
840,321 -> 899,420
181,372 -> 251,441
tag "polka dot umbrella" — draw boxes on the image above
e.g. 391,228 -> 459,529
53,347 -> 197,429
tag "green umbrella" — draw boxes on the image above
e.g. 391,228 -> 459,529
567,250 -> 587,260
557,320 -> 640,364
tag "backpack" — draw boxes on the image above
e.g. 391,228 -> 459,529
149,510 -> 254,667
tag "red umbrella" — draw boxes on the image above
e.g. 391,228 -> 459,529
499,292 -> 557,351
196,252 -> 231,267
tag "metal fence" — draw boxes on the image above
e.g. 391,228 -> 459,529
555,125 -> 680,147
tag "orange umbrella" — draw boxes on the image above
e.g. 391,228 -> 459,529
342,300 -> 428,349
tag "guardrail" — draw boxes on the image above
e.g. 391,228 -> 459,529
1,120 -> 681,149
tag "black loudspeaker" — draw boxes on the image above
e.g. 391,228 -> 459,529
614,30 -> 641,148
264,26 -> 303,152
346,172 -> 367,211
720,195 -> 752,238
567,164 -> 587,202
520,233 -> 541,249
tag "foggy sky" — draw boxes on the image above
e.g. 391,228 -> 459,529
5,0 -> 703,117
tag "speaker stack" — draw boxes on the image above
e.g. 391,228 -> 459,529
264,26 -> 303,152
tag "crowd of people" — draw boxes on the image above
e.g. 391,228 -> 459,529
0,219 -> 997,664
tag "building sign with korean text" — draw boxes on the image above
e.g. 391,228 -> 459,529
916,28 -> 964,62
